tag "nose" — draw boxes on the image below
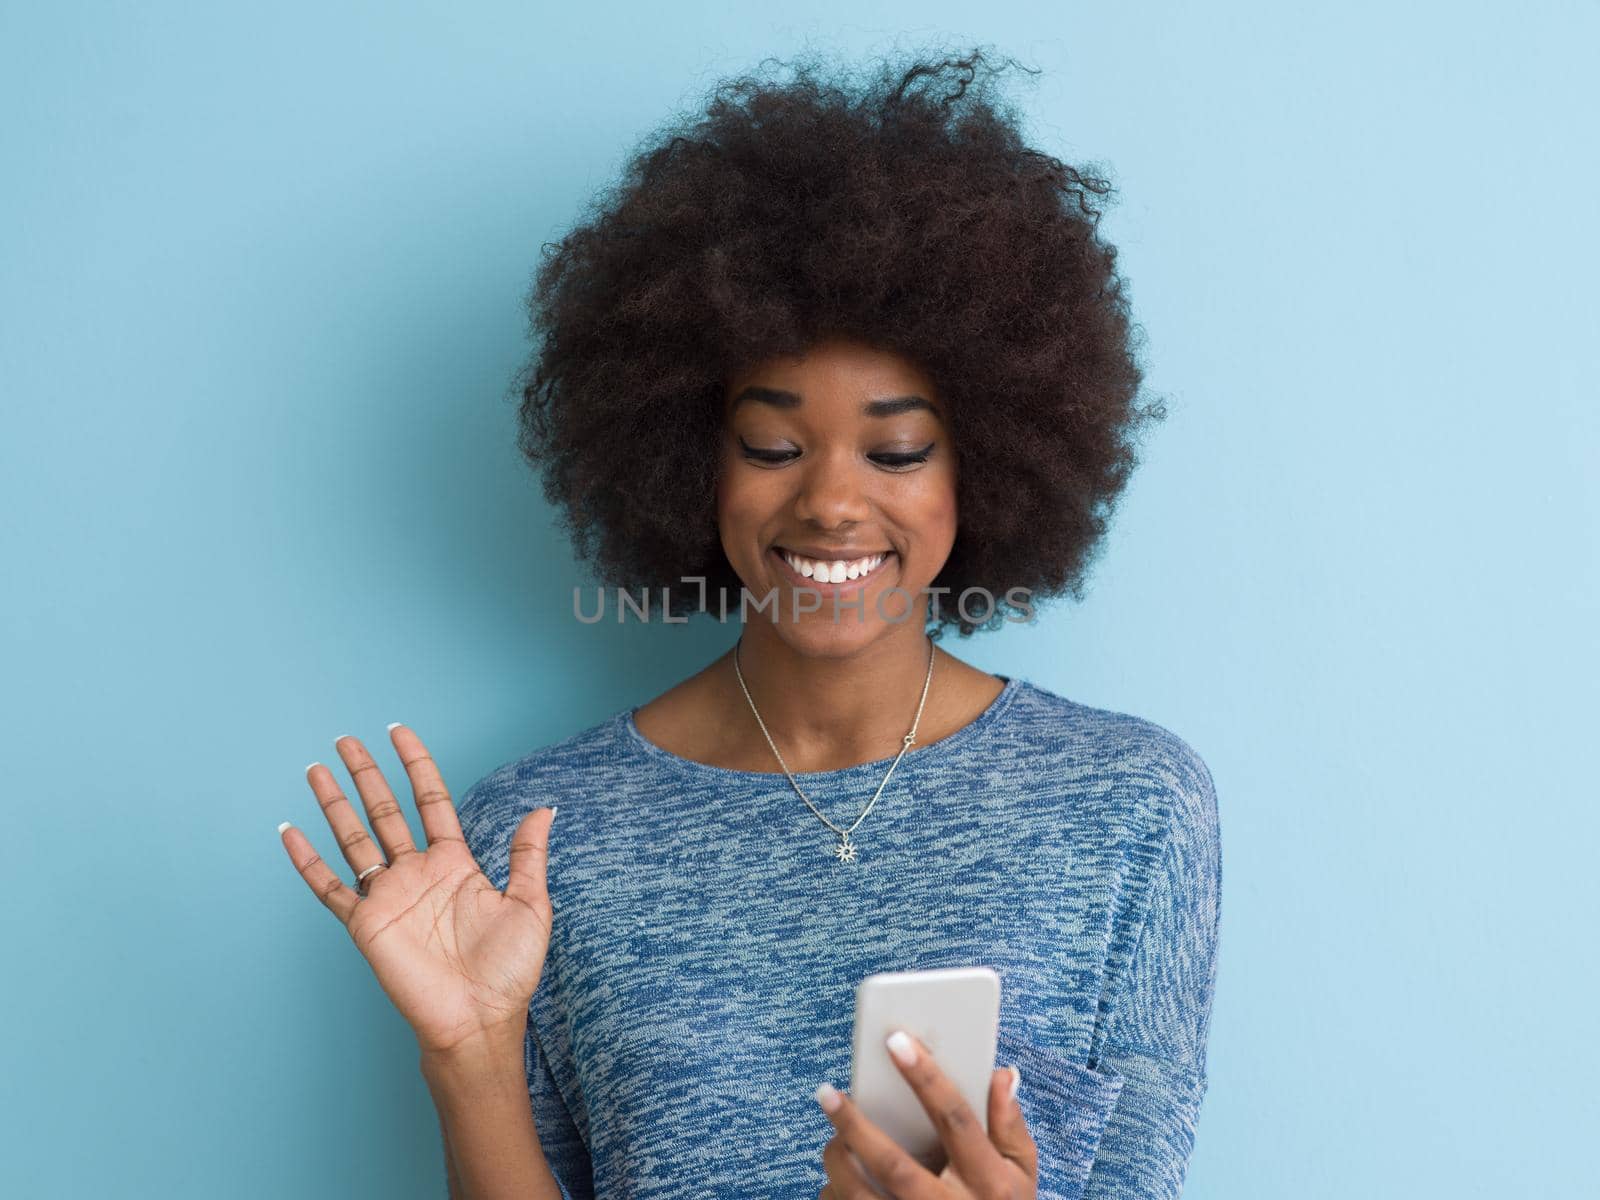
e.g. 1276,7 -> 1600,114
791,448 -> 872,529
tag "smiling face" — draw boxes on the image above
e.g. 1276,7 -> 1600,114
715,336 -> 959,655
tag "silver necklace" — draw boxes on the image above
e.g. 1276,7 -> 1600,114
732,635 -> 936,864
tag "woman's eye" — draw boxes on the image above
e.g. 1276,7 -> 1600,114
738,437 -> 935,469
739,443 -> 800,464
870,446 -> 935,469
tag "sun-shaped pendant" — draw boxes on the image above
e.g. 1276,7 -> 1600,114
835,836 -> 858,863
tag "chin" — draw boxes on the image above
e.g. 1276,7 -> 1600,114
752,601 -> 922,659
774,621 -> 884,657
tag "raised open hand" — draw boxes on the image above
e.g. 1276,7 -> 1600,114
277,723 -> 556,1056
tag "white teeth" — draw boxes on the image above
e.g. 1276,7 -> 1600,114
780,550 -> 887,583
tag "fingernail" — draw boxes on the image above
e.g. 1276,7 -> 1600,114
1007,1065 -> 1021,1102
334,734 -> 353,746
277,821 -> 291,835
550,805 -> 559,821
886,1030 -> 917,1066
814,1081 -> 842,1113
305,762 -> 320,776
386,722 -> 402,731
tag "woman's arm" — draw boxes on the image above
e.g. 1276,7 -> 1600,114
420,1027 -> 565,1200
1080,743 -> 1223,1199
438,1113 -> 462,1199
451,786 -> 595,1199
426,1008 -> 593,1198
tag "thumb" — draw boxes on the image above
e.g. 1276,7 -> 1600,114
504,805 -> 557,913
987,1064 -> 1038,1180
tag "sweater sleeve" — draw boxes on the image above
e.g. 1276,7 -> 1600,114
523,1018 -> 595,1200
455,771 -> 597,1200
1078,743 -> 1223,1199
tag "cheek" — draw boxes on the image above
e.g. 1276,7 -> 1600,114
714,466 -> 773,561
917,471 -> 960,542
713,447 -> 743,525
716,472 -> 754,531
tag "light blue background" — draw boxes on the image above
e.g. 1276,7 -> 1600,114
4,3 -> 1595,1196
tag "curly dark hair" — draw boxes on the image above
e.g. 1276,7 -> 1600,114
513,45 -> 1166,637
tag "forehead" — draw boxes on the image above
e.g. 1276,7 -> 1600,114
723,337 -> 943,420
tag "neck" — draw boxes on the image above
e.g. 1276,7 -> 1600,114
728,622 -> 940,767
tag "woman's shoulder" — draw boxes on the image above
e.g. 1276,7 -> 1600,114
1003,676 -> 1219,849
452,709 -> 638,850
1006,675 -> 1210,769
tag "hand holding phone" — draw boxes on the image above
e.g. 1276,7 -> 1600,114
848,966 -> 1002,1174
819,964 -> 1037,1197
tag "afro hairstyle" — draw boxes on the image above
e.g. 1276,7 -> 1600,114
513,45 -> 1167,637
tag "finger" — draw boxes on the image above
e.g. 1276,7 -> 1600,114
303,757 -> 389,883
884,1030 -> 1006,1186
277,820 -> 361,925
818,1083 -> 940,1199
820,1134 -> 889,1199
386,723 -> 465,850
333,733 -> 419,863
504,807 -> 557,919
987,1065 -> 1038,1182
304,759 -> 389,883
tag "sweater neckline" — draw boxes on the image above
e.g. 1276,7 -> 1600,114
619,674 -> 1022,783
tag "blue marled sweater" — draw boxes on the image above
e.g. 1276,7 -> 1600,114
455,673 -> 1222,1199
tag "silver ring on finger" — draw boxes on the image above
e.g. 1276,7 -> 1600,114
355,862 -> 387,894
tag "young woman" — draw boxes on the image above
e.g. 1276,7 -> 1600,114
279,48 -> 1221,1200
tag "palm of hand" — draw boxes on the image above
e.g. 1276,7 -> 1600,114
279,725 -> 559,1058
348,838 -> 551,1054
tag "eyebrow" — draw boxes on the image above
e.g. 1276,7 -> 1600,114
729,386 -> 941,420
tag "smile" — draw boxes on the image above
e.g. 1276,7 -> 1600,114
770,546 -> 896,590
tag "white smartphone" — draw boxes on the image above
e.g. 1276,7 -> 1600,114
848,965 -> 1001,1182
